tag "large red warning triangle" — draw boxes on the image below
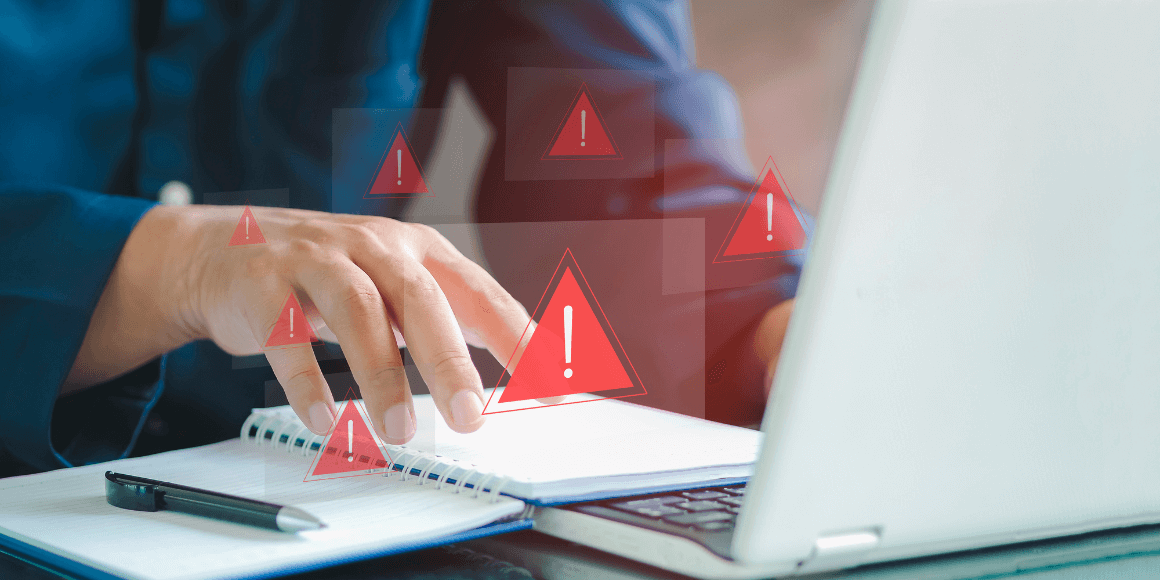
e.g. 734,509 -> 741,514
365,124 -> 430,198
714,158 -> 808,263
227,206 -> 267,246
304,393 -> 393,482
486,249 -> 645,412
264,291 -> 320,349
542,84 -> 621,159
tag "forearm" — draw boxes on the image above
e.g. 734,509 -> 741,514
62,205 -> 199,395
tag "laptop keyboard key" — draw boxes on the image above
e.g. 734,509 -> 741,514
682,491 -> 729,501
674,501 -> 727,512
724,487 -> 746,495
613,497 -> 684,511
629,505 -> 684,518
698,521 -> 734,531
664,511 -> 734,526
719,497 -> 744,507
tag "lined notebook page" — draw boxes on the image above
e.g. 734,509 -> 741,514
0,440 -> 523,580
260,394 -> 762,499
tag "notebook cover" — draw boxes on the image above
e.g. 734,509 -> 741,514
0,518 -> 533,580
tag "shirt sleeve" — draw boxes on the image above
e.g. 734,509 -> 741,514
0,185 -> 164,473
419,0 -> 805,424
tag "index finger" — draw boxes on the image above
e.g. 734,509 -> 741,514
419,235 -> 534,374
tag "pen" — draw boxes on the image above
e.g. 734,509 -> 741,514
104,471 -> 326,533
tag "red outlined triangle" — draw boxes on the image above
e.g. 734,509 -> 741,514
542,84 -> 622,160
304,391 -> 393,482
364,123 -> 431,198
227,206 -> 267,247
483,249 -> 645,415
263,291 -> 321,349
714,157 -> 808,263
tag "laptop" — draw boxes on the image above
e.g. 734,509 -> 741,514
531,0 -> 1160,577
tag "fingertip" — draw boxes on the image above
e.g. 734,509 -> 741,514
307,401 -> 336,435
381,403 -> 417,444
448,390 -> 486,433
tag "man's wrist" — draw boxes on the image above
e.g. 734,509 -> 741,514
132,205 -> 205,344
62,205 -> 202,393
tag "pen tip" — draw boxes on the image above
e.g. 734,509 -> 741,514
276,506 -> 327,533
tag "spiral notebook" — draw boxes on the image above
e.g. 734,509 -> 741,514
0,394 -> 760,580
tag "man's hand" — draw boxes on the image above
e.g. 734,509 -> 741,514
753,298 -> 795,397
65,205 -> 533,443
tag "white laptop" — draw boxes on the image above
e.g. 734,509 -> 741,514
531,0 -> 1160,577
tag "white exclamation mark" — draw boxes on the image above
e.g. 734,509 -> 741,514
289,307 -> 294,338
766,193 -> 774,241
396,149 -> 402,185
347,419 -> 354,462
580,110 -> 586,147
245,215 -> 249,240
563,305 -> 573,378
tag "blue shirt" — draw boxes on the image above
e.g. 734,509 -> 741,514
0,0 -> 801,474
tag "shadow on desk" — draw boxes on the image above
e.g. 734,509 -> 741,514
6,526 -> 1160,580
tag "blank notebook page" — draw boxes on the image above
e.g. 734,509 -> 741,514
260,394 -> 763,499
0,441 -> 523,580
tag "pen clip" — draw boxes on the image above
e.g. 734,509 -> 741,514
105,471 -> 162,512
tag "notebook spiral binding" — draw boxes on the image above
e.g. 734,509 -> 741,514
239,411 -> 512,504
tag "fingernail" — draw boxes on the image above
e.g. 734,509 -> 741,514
308,402 -> 335,434
384,404 -> 416,442
450,390 -> 484,426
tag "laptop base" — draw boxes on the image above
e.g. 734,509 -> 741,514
533,507 -> 796,580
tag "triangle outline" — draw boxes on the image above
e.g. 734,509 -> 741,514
482,248 -> 646,415
262,291 -> 323,350
541,83 -> 623,161
227,206 -> 267,247
303,391 -> 394,482
713,157 -> 809,264
363,122 -> 433,199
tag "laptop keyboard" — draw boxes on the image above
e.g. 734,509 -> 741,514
611,487 -> 745,530
566,485 -> 746,558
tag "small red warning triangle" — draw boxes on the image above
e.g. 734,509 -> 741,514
264,291 -> 320,349
227,206 -> 267,246
304,393 -> 393,482
365,124 -> 430,198
484,249 -> 645,413
542,84 -> 621,159
714,158 -> 808,263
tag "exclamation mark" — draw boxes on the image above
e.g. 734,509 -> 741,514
396,149 -> 402,186
580,110 -> 586,147
563,305 -> 573,378
245,215 -> 249,240
289,307 -> 294,338
766,193 -> 774,241
346,419 -> 354,462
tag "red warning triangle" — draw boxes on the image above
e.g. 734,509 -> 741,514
304,393 -> 393,482
264,291 -> 320,349
365,123 -> 430,198
227,206 -> 267,246
714,158 -> 808,263
485,249 -> 645,412
542,84 -> 621,159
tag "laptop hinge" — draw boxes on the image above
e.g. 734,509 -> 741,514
795,528 -> 882,574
